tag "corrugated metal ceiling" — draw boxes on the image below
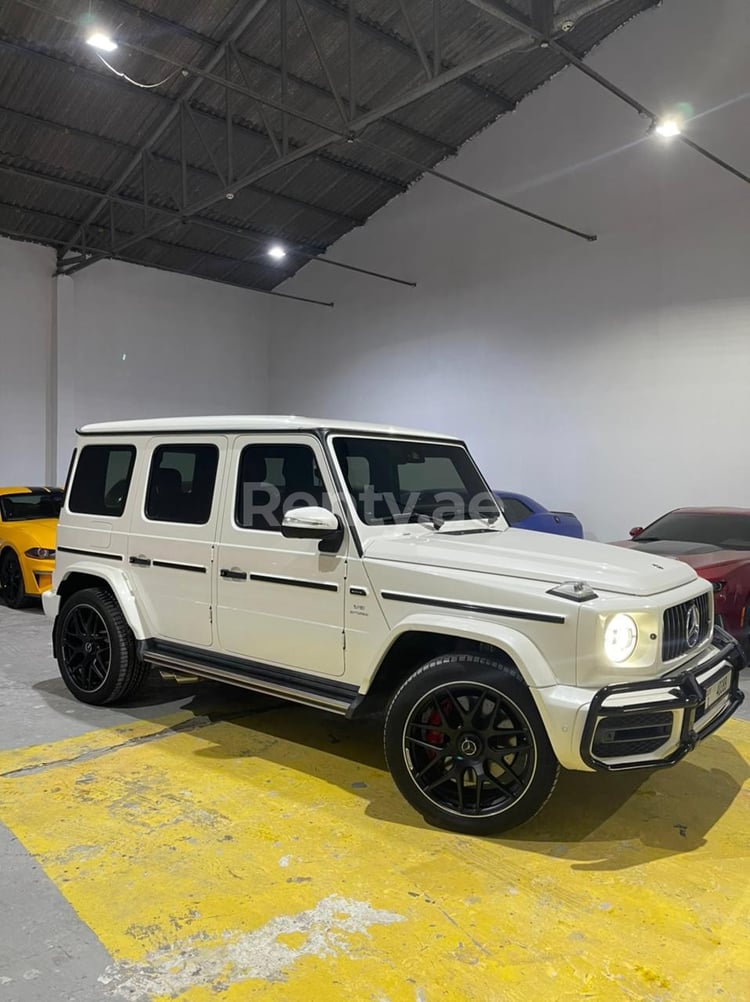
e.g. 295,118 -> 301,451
0,0 -> 660,298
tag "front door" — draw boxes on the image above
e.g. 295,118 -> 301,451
216,435 -> 347,677
126,437 -> 224,647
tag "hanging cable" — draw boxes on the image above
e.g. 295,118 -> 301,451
95,52 -> 182,90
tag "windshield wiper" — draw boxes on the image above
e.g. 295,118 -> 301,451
416,513 -> 444,530
634,536 -> 661,542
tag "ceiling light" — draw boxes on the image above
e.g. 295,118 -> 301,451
654,118 -> 681,138
86,31 -> 118,52
268,244 -> 286,261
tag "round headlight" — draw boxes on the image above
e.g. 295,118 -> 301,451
604,614 -> 638,664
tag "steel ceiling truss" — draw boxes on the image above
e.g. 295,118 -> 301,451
32,0 -> 599,279
0,35 -> 410,196
0,160 -> 416,288
2,0 -> 685,303
112,0 -> 453,154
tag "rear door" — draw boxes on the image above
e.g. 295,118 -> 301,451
125,437 -> 225,647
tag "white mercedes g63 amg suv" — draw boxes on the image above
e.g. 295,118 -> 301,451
44,416 -> 745,834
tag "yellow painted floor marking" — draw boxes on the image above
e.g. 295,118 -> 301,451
0,707 -> 748,1001
0,711 -> 196,776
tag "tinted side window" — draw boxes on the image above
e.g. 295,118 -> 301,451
145,445 -> 219,525
68,445 -> 136,517
236,444 -> 330,531
500,497 -> 534,525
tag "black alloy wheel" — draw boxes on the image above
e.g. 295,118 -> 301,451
60,603 -> 112,694
56,588 -> 145,705
0,549 -> 28,609
385,654 -> 559,835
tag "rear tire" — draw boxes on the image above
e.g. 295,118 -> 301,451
55,588 -> 145,705
0,550 -> 29,609
384,654 -> 559,835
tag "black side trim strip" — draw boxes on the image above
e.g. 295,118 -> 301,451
58,546 -> 123,562
152,560 -> 206,574
250,573 -> 338,592
380,591 -> 565,624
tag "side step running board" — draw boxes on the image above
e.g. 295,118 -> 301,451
142,646 -> 357,716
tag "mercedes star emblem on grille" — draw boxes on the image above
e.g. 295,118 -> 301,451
685,604 -> 701,648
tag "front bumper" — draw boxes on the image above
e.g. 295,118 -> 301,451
22,558 -> 55,597
581,626 -> 745,771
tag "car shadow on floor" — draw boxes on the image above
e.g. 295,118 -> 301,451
30,674 -> 749,872
178,692 -> 749,872
31,673 -> 280,728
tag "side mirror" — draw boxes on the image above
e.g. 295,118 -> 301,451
629,526 -> 644,539
281,506 -> 343,552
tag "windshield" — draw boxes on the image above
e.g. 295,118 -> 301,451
332,437 -> 502,526
0,491 -> 63,522
637,512 -> 750,550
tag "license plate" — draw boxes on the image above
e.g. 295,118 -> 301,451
704,670 -> 731,711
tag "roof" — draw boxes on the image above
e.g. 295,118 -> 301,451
666,508 -> 750,517
77,415 -> 460,439
0,0 -> 661,302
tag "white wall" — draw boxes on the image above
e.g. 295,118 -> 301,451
59,260 -> 270,475
0,240 -> 270,483
268,0 -> 750,540
0,239 -> 53,484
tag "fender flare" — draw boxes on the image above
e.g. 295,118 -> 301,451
56,562 -> 149,640
363,612 -> 560,691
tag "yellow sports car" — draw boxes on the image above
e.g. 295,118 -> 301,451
0,487 -> 62,608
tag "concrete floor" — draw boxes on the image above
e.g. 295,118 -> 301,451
1,603 -> 749,1002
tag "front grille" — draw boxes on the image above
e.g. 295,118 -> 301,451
662,592 -> 711,662
592,711 -> 674,757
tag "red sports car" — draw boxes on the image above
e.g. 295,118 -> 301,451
615,508 -> 750,650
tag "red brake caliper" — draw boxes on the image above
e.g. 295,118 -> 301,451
425,700 -> 451,758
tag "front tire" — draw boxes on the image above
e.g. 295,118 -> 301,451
384,654 -> 559,835
55,588 -> 144,705
0,549 -> 29,609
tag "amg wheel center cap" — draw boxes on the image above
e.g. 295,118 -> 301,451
84,641 -> 94,653
459,736 -> 480,757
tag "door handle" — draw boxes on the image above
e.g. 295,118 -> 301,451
129,556 -> 151,566
220,568 -> 247,580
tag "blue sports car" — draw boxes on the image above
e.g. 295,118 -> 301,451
494,490 -> 584,538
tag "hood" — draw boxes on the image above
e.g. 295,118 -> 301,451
363,525 -> 697,597
2,518 -> 58,552
616,539 -> 749,578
